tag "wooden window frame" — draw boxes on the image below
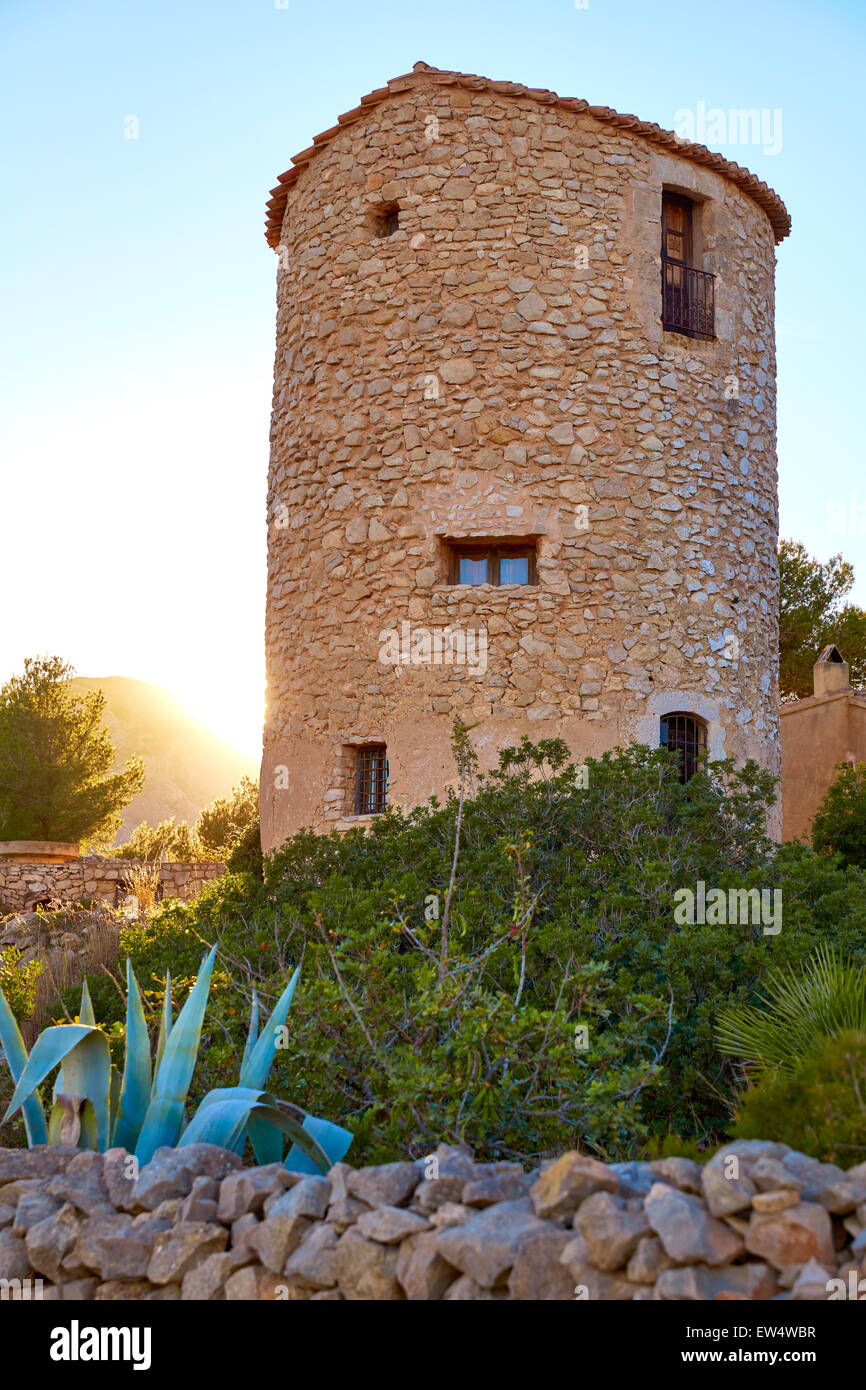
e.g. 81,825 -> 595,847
661,191 -> 694,267
448,542 -> 537,587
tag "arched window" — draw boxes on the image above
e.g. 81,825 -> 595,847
660,712 -> 707,783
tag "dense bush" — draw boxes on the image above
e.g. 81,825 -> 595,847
732,1031 -> 866,1165
114,816 -> 206,862
811,761 -> 866,870
225,817 -> 264,879
0,947 -> 43,1020
115,779 -> 260,863
196,776 -> 259,857
58,735 -> 866,1166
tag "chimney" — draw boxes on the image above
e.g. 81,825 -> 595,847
813,644 -> 851,697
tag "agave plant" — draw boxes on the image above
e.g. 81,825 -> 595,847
716,944 -> 866,1077
0,945 -> 352,1174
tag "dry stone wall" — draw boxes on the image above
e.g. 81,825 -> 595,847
0,858 -> 225,913
262,65 -> 786,847
2,1141 -> 864,1301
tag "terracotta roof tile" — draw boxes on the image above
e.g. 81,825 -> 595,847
264,61 -> 791,249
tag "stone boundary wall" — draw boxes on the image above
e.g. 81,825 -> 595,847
1,1140 -> 864,1301
0,858 -> 225,912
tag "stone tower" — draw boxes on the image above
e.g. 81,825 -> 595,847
261,62 -> 790,850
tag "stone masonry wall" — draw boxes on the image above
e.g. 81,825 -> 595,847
1,1141 -> 864,1301
0,859 -> 225,913
262,66 -> 785,848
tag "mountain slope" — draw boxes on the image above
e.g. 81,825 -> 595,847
70,676 -> 258,844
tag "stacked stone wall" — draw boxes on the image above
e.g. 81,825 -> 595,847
0,859 -> 225,913
1,1141 -> 862,1301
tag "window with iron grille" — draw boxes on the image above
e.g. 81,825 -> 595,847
354,744 -> 388,814
661,192 -> 715,339
447,541 -> 537,586
660,712 -> 707,783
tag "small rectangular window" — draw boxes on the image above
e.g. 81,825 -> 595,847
372,204 -> 399,238
354,744 -> 388,814
449,541 -> 536,587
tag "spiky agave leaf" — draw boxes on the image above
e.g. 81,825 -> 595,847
135,946 -> 217,1163
233,968 -> 302,1164
0,984 -> 48,1146
284,1112 -> 354,1175
79,978 -> 96,1027
239,967 -> 300,1092
112,960 -> 152,1150
180,1086 -> 336,1172
152,969 -> 172,1092
241,989 -> 259,1076
247,1108 -> 283,1166
3,1025 -> 112,1150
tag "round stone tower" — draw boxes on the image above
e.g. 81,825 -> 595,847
261,62 -> 790,849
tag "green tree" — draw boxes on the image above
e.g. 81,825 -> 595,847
811,761 -> 866,869
195,774 -> 259,856
114,816 -> 204,862
779,539 -> 866,698
115,777 -> 260,863
0,656 -> 143,845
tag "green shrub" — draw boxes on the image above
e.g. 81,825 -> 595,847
114,816 -> 205,862
731,1030 -> 866,1166
196,776 -> 259,858
226,818 -> 263,879
639,1133 -> 708,1164
716,945 -> 866,1073
811,761 -> 866,870
45,737 -> 866,1163
0,947 -> 43,1020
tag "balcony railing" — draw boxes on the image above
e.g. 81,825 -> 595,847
662,258 -> 715,339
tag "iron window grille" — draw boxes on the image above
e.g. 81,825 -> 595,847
662,259 -> 716,339
660,713 -> 708,784
354,744 -> 389,815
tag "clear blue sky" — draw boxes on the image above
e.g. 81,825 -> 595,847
1,0 -> 863,756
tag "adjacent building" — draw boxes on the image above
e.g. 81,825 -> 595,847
781,646 -> 866,843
